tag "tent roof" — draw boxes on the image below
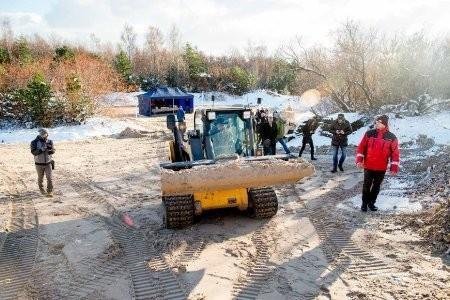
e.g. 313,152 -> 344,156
140,86 -> 194,99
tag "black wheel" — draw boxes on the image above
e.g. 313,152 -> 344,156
162,195 -> 194,229
248,187 -> 278,219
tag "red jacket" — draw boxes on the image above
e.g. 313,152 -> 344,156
356,128 -> 400,172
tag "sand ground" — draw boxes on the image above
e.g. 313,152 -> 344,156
0,115 -> 448,300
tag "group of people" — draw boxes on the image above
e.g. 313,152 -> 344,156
31,110 -> 399,213
255,111 -> 400,212
255,109 -> 293,156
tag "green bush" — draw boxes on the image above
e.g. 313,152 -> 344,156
228,66 -> 255,95
0,47 -> 10,64
54,45 -> 75,62
12,37 -> 32,65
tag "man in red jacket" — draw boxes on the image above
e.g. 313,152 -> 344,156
356,115 -> 400,212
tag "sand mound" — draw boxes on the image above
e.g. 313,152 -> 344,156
419,200 -> 450,253
160,158 -> 314,195
117,127 -> 146,139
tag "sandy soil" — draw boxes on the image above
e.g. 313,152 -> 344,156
0,115 -> 448,300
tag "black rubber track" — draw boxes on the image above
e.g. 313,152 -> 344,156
248,187 -> 278,219
163,195 -> 194,229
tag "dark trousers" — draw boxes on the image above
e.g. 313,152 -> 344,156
332,145 -> 347,170
263,140 -> 276,155
299,135 -> 314,158
362,169 -> 385,207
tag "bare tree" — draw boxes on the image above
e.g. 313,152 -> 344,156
120,23 -> 137,60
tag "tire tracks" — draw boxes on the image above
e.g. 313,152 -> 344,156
232,221 -> 276,300
71,178 -> 187,299
0,170 -> 39,300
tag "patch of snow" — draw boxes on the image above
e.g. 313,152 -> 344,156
103,92 -> 143,107
0,117 -> 146,144
339,194 -> 422,213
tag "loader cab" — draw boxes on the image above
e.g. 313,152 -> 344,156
194,108 -> 256,160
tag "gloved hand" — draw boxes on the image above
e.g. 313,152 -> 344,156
390,163 -> 399,175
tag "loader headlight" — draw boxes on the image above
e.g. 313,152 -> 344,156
207,111 -> 216,120
243,111 -> 251,119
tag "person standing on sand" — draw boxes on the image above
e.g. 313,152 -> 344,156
31,128 -> 55,197
356,115 -> 400,212
330,113 -> 353,173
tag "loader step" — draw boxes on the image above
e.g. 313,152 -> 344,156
248,187 -> 278,219
162,195 -> 194,229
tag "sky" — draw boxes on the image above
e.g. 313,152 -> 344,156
1,0 -> 449,55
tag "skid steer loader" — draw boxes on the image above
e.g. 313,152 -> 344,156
160,106 -> 313,228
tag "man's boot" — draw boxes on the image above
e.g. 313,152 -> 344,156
39,188 -> 46,195
331,169 -> 337,173
338,164 -> 344,171
361,203 -> 368,212
311,157 -> 317,160
368,204 -> 378,211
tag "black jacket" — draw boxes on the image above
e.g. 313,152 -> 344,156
330,120 -> 352,146
259,121 -> 278,142
301,119 -> 319,137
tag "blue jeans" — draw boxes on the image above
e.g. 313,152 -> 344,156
277,138 -> 290,154
332,145 -> 347,170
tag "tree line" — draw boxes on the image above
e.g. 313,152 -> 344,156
1,19 -> 449,127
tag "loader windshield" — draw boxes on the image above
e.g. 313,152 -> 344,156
206,112 -> 250,157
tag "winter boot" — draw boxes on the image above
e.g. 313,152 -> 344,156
46,192 -> 53,198
39,188 -> 46,195
361,205 -> 368,212
338,164 -> 344,171
331,169 -> 337,173
368,204 -> 378,211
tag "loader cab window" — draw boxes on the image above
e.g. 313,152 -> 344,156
206,112 -> 249,157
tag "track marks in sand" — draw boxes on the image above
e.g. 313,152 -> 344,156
0,171 -> 39,300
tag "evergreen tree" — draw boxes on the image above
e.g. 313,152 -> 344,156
268,59 -> 295,93
228,66 -> 255,95
183,43 -> 207,85
114,50 -> 133,81
19,73 -> 53,126
12,36 -> 32,65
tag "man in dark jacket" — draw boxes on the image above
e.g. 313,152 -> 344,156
356,115 -> 400,212
260,114 -> 278,155
330,114 -> 353,172
31,129 -> 55,197
298,117 -> 318,160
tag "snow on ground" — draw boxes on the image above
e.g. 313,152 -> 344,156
0,117 -> 146,144
2,90 -> 449,147
339,194 -> 422,213
102,91 -> 142,107
338,173 -> 422,213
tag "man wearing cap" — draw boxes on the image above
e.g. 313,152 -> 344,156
356,115 -> 400,212
330,114 -> 353,173
30,129 -> 55,197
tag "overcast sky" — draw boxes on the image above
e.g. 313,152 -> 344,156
1,0 -> 449,55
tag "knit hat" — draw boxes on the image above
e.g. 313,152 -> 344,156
38,128 -> 48,136
375,115 -> 389,127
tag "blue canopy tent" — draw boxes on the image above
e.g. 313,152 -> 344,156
138,87 -> 194,116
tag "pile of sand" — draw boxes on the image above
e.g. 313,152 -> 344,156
419,200 -> 450,254
116,127 -> 146,139
160,158 -> 314,195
